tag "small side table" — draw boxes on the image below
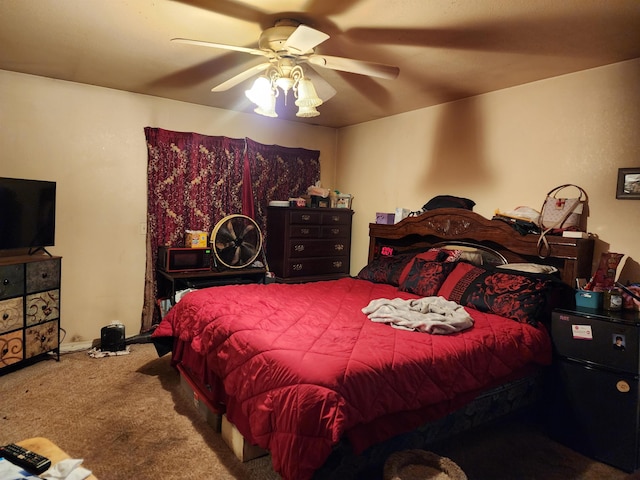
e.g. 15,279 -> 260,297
16,438 -> 98,479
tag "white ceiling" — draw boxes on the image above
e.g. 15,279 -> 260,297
1,0 -> 639,128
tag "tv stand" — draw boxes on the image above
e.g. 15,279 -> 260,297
0,254 -> 61,374
28,247 -> 52,257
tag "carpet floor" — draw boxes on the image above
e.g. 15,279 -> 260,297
0,344 -> 632,479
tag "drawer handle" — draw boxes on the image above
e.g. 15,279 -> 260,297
331,216 -> 340,222
331,228 -> 340,235
294,244 -> 305,252
2,279 -> 8,286
292,263 -> 303,271
2,313 -> 8,320
300,228 -> 310,235
42,272 -> 48,279
334,244 -> 345,251
301,214 -> 311,221
333,261 -> 343,268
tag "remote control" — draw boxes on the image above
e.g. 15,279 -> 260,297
0,443 -> 52,474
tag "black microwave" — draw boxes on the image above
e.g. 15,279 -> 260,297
157,247 -> 212,272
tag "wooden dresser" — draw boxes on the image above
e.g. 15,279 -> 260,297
266,207 -> 353,283
0,254 -> 61,373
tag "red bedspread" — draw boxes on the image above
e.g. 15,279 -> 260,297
153,277 -> 551,480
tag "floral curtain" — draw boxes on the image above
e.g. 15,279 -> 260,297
141,128 -> 246,330
140,128 -> 320,331
245,138 -> 320,249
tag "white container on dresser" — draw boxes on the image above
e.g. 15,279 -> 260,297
0,254 -> 61,373
266,207 -> 353,283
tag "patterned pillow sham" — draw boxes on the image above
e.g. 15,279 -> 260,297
357,253 -> 416,286
437,262 -> 559,326
397,248 -> 459,285
399,259 -> 457,297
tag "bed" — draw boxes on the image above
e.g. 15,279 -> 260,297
152,208 -> 594,480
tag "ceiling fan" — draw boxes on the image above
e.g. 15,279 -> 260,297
172,19 -> 400,117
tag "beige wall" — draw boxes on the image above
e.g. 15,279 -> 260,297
338,59 -> 640,284
2,59 -> 639,347
0,70 -> 337,346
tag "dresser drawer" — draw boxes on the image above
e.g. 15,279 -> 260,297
288,239 -> 350,258
26,258 -> 61,293
25,319 -> 59,358
0,297 -> 24,334
290,225 -> 321,238
290,210 -> 323,225
0,329 -> 23,368
26,289 -> 60,326
320,211 -> 351,225
320,225 -> 350,238
0,263 -> 24,300
283,257 -> 350,277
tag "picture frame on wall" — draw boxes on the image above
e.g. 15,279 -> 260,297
616,168 -> 640,200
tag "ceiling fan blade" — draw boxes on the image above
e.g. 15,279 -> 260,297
171,38 -> 268,57
302,64 -> 337,101
212,62 -> 270,92
284,25 -> 330,54
308,55 -> 399,80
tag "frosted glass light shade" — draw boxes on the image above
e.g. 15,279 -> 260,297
296,105 -> 320,117
295,78 -> 323,108
245,76 -> 273,107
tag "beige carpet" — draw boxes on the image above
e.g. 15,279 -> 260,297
0,344 -> 631,480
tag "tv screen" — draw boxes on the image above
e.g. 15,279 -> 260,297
0,177 -> 56,251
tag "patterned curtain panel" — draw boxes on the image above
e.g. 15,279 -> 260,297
141,127 -> 246,330
140,129 -> 320,332
245,137 -> 320,248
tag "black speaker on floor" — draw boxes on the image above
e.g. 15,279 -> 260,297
101,323 -> 126,352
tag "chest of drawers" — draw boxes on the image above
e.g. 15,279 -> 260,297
266,207 -> 353,283
0,255 -> 61,373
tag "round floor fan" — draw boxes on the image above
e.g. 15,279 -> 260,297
211,214 -> 263,269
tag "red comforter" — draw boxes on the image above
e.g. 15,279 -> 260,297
153,277 -> 551,480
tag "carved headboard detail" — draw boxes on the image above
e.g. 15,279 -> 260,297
368,208 -> 594,286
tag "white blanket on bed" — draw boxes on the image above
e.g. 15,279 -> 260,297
362,296 -> 474,334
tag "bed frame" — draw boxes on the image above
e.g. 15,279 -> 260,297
166,208 -> 595,480
368,208 -> 594,287
312,209 -> 595,478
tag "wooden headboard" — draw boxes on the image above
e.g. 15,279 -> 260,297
368,208 -> 594,287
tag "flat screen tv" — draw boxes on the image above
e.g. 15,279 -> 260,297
0,177 -> 56,253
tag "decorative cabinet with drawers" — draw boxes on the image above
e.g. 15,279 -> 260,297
266,207 -> 353,283
0,255 -> 61,373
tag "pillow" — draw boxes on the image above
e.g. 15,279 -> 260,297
496,263 -> 559,275
357,253 -> 416,286
422,195 -> 475,211
399,259 -> 457,297
438,262 -> 558,326
397,249 -> 449,285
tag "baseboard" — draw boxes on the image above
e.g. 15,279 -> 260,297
59,340 -> 95,353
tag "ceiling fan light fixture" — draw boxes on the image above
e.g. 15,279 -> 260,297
295,78 -> 322,108
245,75 -> 273,107
254,91 -> 278,118
296,105 -> 320,118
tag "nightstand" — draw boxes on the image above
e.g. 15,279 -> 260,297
549,307 -> 640,472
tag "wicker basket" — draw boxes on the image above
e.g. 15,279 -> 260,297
383,449 -> 467,480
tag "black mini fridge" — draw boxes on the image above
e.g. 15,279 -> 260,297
549,307 -> 640,472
